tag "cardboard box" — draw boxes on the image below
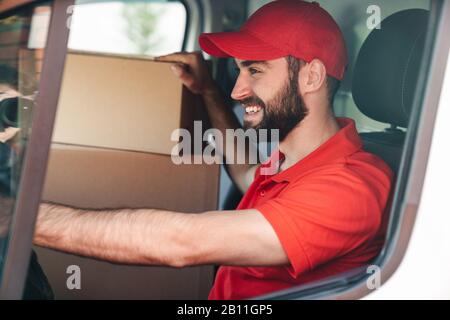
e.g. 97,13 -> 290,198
37,145 -> 220,299
42,145 -> 219,213
52,51 -> 210,156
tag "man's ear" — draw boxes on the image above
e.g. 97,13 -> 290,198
299,59 -> 327,95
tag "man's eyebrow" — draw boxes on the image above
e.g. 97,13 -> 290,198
237,60 -> 270,68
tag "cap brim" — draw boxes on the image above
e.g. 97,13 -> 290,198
199,30 -> 289,60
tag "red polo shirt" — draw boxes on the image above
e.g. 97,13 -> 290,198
208,118 -> 393,300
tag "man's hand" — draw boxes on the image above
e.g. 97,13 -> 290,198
155,51 -> 218,96
156,51 -> 257,193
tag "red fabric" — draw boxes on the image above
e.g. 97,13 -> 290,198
199,0 -> 348,80
208,118 -> 393,300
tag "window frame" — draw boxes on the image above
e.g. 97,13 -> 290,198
256,0 -> 450,300
0,0 -> 74,299
182,0 -> 203,51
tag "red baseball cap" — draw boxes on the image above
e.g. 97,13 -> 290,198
199,0 -> 348,80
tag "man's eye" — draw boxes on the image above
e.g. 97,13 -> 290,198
249,68 -> 260,75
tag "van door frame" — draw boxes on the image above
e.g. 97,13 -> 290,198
0,0 -> 73,299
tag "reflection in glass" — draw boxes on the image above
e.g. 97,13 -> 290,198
0,4 -> 51,282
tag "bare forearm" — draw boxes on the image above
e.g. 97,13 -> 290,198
34,203 -> 195,267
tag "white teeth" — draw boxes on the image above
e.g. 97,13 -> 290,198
245,105 -> 262,114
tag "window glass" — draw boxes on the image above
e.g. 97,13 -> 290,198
68,0 -> 187,56
0,3 -> 52,280
37,0 -> 215,299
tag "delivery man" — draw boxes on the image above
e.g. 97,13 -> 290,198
34,0 -> 392,299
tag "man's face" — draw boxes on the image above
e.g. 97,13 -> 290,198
232,57 -> 308,141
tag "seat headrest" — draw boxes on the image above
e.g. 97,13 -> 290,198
352,9 -> 429,128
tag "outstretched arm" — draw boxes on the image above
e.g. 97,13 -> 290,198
34,203 -> 288,268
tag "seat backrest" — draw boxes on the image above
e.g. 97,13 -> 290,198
352,9 -> 429,174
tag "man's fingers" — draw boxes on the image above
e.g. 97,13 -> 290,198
156,52 -> 205,94
170,64 -> 185,77
170,64 -> 193,82
155,52 -> 191,64
155,51 -> 203,64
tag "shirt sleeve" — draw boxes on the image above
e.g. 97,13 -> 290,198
255,169 -> 389,278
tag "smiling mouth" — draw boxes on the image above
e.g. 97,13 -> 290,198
244,105 -> 263,115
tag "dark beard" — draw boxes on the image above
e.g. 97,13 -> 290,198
240,73 -> 308,142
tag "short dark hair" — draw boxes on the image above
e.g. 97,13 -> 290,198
285,56 -> 341,104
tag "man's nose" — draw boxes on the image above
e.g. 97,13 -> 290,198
231,74 -> 252,101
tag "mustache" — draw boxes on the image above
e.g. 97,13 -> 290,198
235,96 -> 266,108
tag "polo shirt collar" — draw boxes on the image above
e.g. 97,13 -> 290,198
260,118 -> 363,183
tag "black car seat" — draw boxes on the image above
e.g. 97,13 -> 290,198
352,9 -> 429,174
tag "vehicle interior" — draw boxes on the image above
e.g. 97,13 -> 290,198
0,0 -> 438,299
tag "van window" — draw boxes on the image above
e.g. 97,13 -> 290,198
34,0 -> 216,300
68,0 -> 187,56
241,0 -> 437,299
0,2 -> 51,281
